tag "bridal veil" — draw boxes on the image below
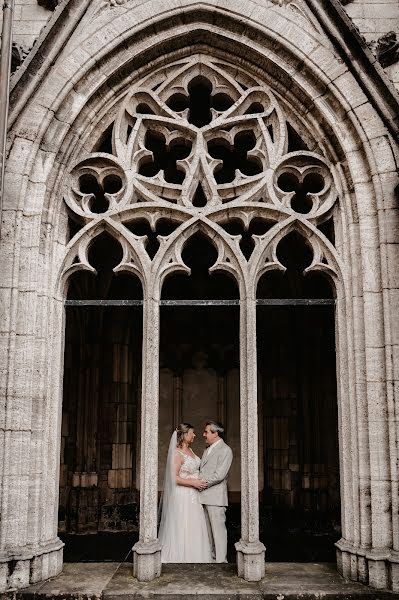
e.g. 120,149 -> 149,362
158,431 -> 179,548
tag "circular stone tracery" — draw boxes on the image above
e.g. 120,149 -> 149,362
63,54 -> 339,285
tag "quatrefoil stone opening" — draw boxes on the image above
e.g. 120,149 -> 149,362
139,131 -> 192,184
208,131 -> 262,184
166,76 -> 234,127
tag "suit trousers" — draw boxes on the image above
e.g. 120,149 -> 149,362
203,505 -> 227,563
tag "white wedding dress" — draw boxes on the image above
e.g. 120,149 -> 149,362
158,435 -> 212,563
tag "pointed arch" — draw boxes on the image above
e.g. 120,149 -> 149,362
250,216 -> 344,298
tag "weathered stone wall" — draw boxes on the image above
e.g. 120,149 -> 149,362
345,0 -> 399,41
345,0 -> 399,87
1,1 -> 52,56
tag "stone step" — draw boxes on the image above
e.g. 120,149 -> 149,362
9,563 -> 395,600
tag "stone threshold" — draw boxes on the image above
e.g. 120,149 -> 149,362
4,563 -> 396,600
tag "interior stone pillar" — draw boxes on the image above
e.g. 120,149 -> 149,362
235,296 -> 265,581
132,296 -> 161,581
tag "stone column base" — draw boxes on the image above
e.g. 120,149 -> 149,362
235,540 -> 265,581
390,551 -> 399,593
0,538 -> 64,592
133,540 -> 161,582
336,538 -> 399,592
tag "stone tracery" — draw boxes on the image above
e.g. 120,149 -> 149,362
63,55 -> 339,287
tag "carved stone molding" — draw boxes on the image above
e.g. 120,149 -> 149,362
270,0 -> 322,34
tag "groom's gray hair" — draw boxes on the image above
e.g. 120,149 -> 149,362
206,420 -> 225,440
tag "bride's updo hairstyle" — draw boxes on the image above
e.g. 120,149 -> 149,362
176,423 -> 194,447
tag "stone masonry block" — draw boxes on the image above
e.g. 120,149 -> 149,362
353,102 -> 388,140
3,170 -> 29,211
4,474 -> 29,546
308,44 -> 348,82
17,249 -> 39,292
0,562 -> 7,593
380,210 -> 399,244
16,291 -> 37,335
370,136 -> 397,174
332,71 -> 369,110
391,561 -> 399,593
21,4 -> 52,20
368,558 -> 389,589
4,393 -> 32,432
387,289 -> 399,345
80,23 -> 124,65
29,429 -> 44,475
16,104 -> 50,144
5,138 -> 36,176
0,288 -> 12,334
5,431 -> 31,476
13,20 -> 45,35
373,171 -> 399,210
8,559 -> 30,590
363,295 -> 384,344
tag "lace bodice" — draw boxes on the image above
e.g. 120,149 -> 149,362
176,450 -> 201,479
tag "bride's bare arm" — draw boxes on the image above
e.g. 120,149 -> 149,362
174,453 -> 208,490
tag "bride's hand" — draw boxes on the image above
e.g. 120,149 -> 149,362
193,479 -> 208,490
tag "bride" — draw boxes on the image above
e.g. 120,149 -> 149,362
158,423 -> 212,562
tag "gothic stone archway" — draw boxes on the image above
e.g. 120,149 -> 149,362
60,54 -> 342,581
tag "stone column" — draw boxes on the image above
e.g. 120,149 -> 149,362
235,295 -> 265,581
335,173 -> 395,591
0,219 -> 64,592
132,295 -> 161,581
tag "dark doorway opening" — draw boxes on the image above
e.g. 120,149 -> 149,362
257,232 -> 340,561
159,233 -> 241,561
60,233 -> 142,561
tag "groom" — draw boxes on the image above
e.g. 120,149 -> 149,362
199,420 -> 233,563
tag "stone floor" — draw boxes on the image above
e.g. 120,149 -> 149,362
9,563 -> 397,600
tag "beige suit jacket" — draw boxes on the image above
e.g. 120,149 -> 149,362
198,439 -> 233,507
